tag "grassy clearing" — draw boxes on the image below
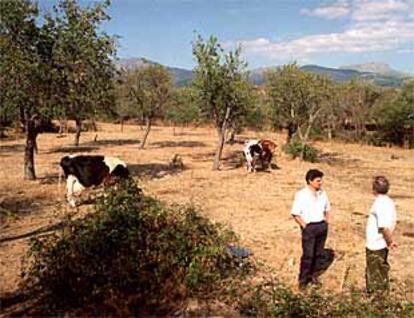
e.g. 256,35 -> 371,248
1,122 -> 414,314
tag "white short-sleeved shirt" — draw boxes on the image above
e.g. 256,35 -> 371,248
291,187 -> 331,224
366,195 -> 397,251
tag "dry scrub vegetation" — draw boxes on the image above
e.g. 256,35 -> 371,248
1,122 -> 414,305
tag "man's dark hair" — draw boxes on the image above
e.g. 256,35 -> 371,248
305,169 -> 324,184
372,176 -> 390,194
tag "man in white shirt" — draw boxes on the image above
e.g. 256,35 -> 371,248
291,169 -> 331,290
365,176 -> 397,294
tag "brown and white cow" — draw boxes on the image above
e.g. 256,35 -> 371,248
242,139 -> 277,172
59,155 -> 129,207
258,139 -> 277,169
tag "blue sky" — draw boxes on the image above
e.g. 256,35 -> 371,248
39,0 -> 414,73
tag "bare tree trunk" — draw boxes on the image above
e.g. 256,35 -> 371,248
0,122 -> 5,138
91,119 -> 97,132
212,107 -> 231,171
24,116 -> 38,180
226,130 -> 235,144
120,117 -> 124,133
140,117 -> 152,149
59,119 -> 64,135
74,117 -> 82,146
19,106 -> 26,133
409,124 -> 414,149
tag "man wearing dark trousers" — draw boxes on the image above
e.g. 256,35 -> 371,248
291,169 -> 331,290
365,176 -> 397,294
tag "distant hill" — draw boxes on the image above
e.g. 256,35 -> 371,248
117,57 -> 412,88
339,62 -> 410,78
116,57 -> 193,87
250,64 -> 412,87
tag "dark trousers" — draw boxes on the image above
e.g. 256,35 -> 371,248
366,247 -> 390,294
299,221 -> 328,286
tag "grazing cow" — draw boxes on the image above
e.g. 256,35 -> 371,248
258,139 -> 277,169
243,139 -> 263,172
60,155 -> 129,207
243,139 -> 277,172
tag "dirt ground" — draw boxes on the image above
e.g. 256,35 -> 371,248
1,122 -> 414,300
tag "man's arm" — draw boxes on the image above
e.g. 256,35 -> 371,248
324,211 -> 331,224
380,227 -> 397,249
292,215 -> 307,229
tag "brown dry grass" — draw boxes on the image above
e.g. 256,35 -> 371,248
1,122 -> 414,299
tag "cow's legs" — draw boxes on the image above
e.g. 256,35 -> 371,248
66,175 -> 85,207
244,151 -> 254,172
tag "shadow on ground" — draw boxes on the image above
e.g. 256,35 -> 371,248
150,140 -> 207,148
0,144 -> 25,154
221,151 -> 244,170
390,193 -> 414,200
318,152 -> 361,166
47,145 -> 99,154
38,173 -> 60,185
129,163 -> 186,180
85,138 -> 140,147
0,196 -> 39,225
315,248 -> 336,276
191,152 -> 215,162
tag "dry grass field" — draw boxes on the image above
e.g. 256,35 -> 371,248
1,122 -> 414,300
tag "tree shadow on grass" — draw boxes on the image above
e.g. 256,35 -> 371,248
0,144 -> 25,154
221,151 -> 244,170
38,173 -> 60,185
0,196 -> 38,225
318,152 -> 361,167
47,145 -> 99,154
390,193 -> 414,200
85,138 -> 140,147
191,152 -> 215,162
128,163 -> 186,180
150,140 -> 207,148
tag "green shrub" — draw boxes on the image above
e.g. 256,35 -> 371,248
23,179 -> 251,315
231,277 -> 414,318
284,142 -> 319,162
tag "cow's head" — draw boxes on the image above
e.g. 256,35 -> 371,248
60,156 -> 76,178
259,139 -> 277,153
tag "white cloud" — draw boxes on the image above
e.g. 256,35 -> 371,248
301,1 -> 351,19
398,48 -> 414,53
231,0 -> 414,61
352,0 -> 410,22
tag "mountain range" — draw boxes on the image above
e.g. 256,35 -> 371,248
116,58 -> 413,88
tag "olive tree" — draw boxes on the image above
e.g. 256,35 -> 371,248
50,0 -> 116,146
192,35 -> 254,170
118,64 -> 173,149
266,64 -> 332,158
0,0 -> 53,179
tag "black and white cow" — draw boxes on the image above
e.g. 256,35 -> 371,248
243,139 -> 263,172
60,155 -> 129,207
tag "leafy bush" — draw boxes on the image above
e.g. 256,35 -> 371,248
23,179 -> 251,316
284,142 -> 319,162
230,276 -> 414,318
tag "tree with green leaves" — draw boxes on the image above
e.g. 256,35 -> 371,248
0,0 -> 54,179
339,80 -> 381,141
192,35 -> 254,170
374,80 -> 414,147
49,0 -> 116,146
118,64 -> 173,149
165,87 -> 201,135
266,64 -> 332,159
